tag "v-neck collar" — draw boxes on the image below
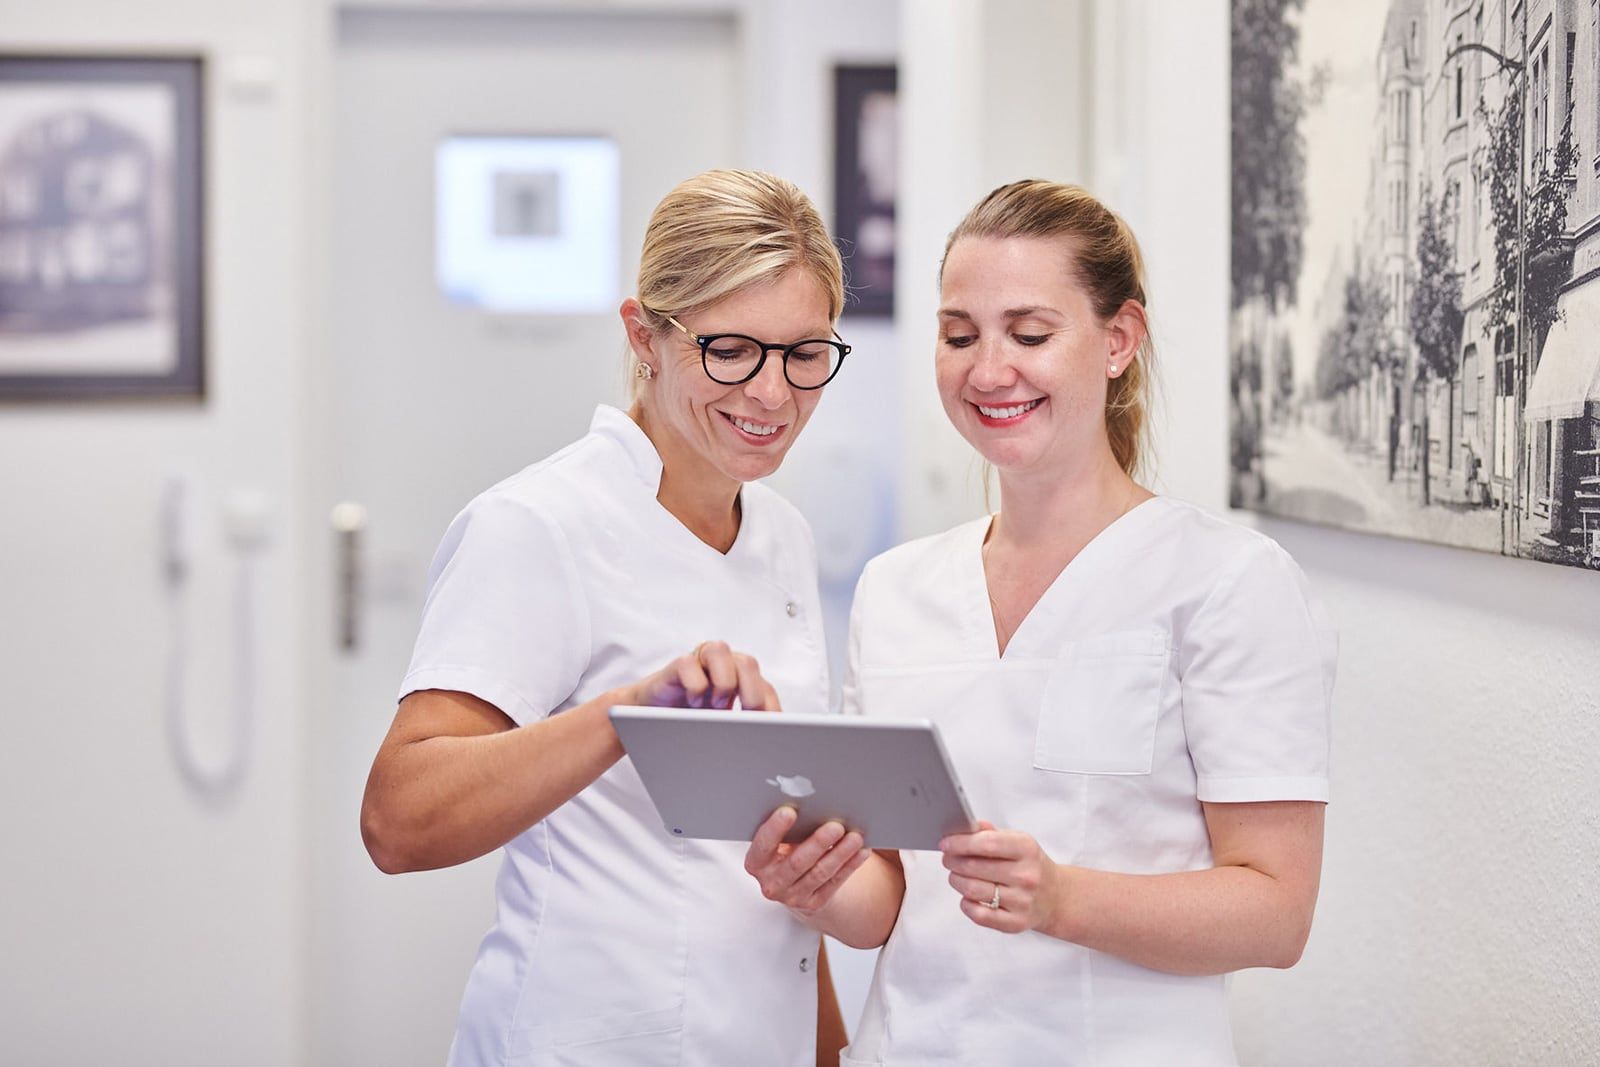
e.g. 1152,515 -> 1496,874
971,496 -> 1170,661
588,403 -> 758,563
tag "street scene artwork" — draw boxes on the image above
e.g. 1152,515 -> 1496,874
1230,0 -> 1600,570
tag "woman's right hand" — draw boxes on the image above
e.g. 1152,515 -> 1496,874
745,807 -> 870,918
624,640 -> 782,711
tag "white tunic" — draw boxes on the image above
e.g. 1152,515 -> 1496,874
840,497 -> 1336,1067
400,405 -> 831,1067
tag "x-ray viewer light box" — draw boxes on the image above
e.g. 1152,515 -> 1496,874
435,135 -> 619,314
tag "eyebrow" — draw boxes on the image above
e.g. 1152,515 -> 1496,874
937,306 -> 1061,321
698,325 -> 836,339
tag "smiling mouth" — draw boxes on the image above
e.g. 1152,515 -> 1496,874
721,410 -> 787,443
974,398 -> 1044,423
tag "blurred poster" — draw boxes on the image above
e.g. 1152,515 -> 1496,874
833,65 -> 896,317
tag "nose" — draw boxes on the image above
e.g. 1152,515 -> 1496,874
967,338 -> 1018,393
742,353 -> 793,410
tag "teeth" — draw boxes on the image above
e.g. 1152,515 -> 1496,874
977,399 -> 1043,419
731,416 -> 779,437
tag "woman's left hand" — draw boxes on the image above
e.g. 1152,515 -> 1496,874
939,820 -> 1060,934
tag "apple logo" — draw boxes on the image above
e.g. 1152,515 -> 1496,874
767,774 -> 816,798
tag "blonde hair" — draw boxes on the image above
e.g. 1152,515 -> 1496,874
629,170 -> 845,395
941,179 -> 1155,478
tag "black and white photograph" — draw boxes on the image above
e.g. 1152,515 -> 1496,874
833,64 -> 897,316
1231,0 -> 1600,569
0,55 -> 204,400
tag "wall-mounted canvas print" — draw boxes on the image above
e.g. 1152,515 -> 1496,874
833,64 -> 897,317
0,55 -> 205,400
1230,0 -> 1600,570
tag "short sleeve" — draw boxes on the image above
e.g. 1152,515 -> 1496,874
1178,538 -> 1336,803
398,493 -> 590,726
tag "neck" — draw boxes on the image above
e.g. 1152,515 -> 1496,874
991,442 -> 1146,555
630,403 -> 742,552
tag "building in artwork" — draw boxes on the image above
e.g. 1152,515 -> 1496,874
1378,0 -> 1599,562
1359,0 -> 1427,468
1514,0 -> 1600,561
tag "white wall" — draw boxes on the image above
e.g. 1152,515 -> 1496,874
1114,3 -> 1600,1063
0,1 -> 314,1064
896,0 -> 1092,538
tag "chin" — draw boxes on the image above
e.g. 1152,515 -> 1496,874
720,451 -> 786,483
968,438 -> 1040,473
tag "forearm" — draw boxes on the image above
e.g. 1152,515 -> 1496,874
795,850 -> 905,949
362,691 -> 626,873
1040,863 -> 1315,976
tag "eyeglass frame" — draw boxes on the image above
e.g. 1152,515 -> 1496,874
659,313 -> 851,390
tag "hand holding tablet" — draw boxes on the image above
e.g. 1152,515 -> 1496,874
744,805 -> 872,916
608,706 -> 977,852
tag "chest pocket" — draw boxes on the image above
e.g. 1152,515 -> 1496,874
1034,627 -> 1170,775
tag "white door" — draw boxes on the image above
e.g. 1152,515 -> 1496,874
311,10 -> 739,1065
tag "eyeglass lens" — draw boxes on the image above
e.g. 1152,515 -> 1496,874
701,336 -> 844,388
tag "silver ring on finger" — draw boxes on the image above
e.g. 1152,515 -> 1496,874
986,882 -> 1001,909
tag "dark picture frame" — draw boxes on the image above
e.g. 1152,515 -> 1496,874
832,64 -> 897,317
0,55 -> 205,401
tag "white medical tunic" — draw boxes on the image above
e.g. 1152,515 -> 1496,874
840,497 -> 1335,1067
400,405 -> 831,1067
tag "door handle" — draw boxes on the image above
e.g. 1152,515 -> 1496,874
331,502 -> 367,653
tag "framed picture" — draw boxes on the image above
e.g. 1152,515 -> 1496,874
0,55 -> 205,401
1229,1 -> 1600,571
435,134 -> 621,314
832,64 -> 897,317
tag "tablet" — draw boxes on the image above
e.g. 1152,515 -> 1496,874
608,705 -> 977,852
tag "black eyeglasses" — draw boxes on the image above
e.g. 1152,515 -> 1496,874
662,314 -> 850,390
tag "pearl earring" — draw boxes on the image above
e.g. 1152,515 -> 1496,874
636,363 -> 655,381
1109,363 -> 1118,375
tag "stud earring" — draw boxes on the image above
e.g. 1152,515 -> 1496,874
636,363 -> 655,382
1109,363 -> 1118,375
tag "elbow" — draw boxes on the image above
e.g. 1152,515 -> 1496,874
1268,914 -> 1315,970
361,795 -> 414,875
1268,941 -> 1306,970
833,926 -> 892,952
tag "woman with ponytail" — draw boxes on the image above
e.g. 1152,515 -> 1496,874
746,180 -> 1336,1066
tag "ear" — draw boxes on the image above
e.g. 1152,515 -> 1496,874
620,298 -> 660,367
1104,299 -> 1147,378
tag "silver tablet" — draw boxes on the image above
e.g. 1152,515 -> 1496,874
608,706 -> 977,852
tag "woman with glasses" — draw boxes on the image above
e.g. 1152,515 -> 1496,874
747,180 -> 1335,1065
361,169 -> 858,1067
